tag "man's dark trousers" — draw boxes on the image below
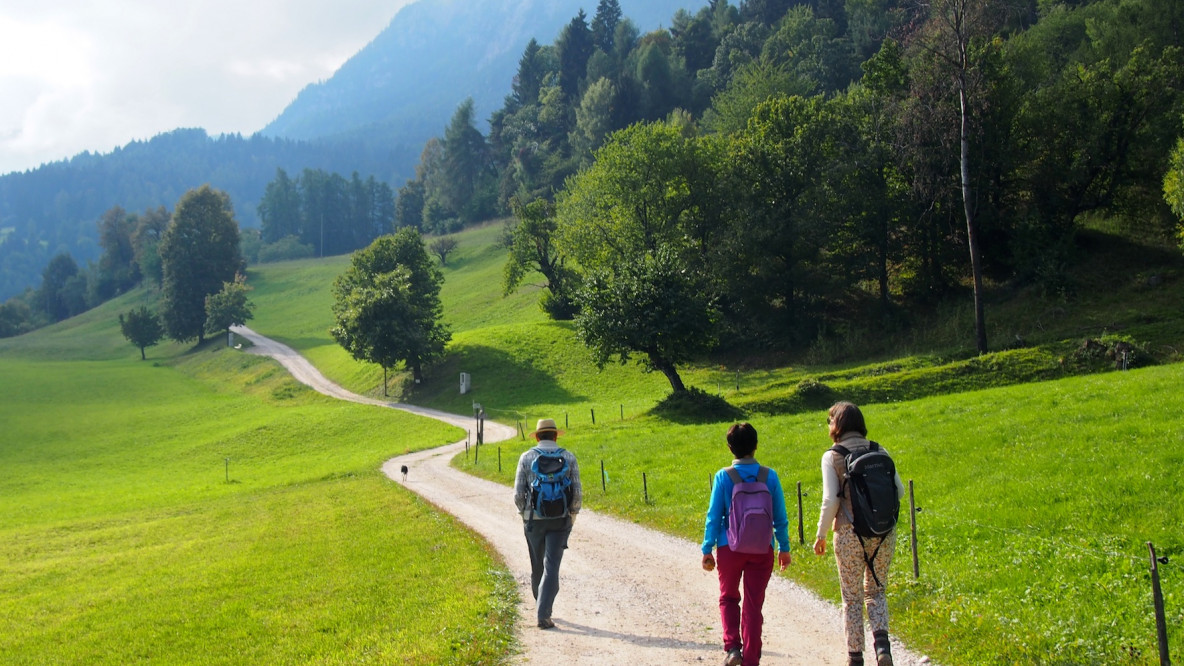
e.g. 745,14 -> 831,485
524,516 -> 571,622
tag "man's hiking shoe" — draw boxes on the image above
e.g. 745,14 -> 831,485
724,647 -> 742,666
537,618 -> 556,629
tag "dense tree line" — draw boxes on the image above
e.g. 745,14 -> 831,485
476,0 -> 1184,389
255,167 -> 397,259
0,129 -> 404,303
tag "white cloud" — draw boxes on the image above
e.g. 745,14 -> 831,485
0,0 -> 411,174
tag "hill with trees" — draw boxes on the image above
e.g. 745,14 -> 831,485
0,0 -> 694,305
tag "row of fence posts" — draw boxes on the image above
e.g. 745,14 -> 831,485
467,411 -> 1172,664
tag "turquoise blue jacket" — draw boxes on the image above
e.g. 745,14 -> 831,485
701,458 -> 791,555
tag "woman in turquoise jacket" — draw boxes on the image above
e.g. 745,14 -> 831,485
701,423 -> 792,666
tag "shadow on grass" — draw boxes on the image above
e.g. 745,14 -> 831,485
416,343 -> 585,415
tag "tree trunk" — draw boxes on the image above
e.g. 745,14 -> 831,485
649,353 -> 686,393
383,365 -> 389,397
959,75 -> 988,354
140,346 -> 146,361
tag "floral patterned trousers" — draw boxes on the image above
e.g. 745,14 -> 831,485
833,523 -> 896,653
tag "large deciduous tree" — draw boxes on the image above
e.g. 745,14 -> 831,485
556,121 -> 726,392
576,247 -> 718,393
159,185 -> 243,343
503,198 -> 579,320
331,228 -> 450,391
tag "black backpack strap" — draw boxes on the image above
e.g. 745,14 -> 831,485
830,444 -> 851,457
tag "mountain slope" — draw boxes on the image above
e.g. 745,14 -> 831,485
262,0 -> 701,145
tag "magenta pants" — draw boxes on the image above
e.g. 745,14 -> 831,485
715,545 -> 775,666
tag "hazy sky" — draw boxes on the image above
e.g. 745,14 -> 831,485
0,0 -> 413,175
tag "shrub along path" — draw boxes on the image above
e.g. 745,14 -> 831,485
231,325 -> 930,665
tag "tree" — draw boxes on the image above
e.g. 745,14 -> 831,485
429,236 -> 459,265
159,185 -> 243,343
39,253 -> 80,322
204,273 -> 255,338
258,168 -> 302,243
1167,132 -> 1184,246
909,0 -> 1013,354
591,0 -> 623,53
330,229 -> 450,390
575,247 -> 718,393
96,206 -> 138,299
440,98 -> 491,223
119,306 -> 165,360
131,206 -> 170,286
503,199 -> 580,320
557,10 -> 595,102
556,122 -> 727,391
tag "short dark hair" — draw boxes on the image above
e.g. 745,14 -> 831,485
726,422 -> 758,458
828,401 -> 867,437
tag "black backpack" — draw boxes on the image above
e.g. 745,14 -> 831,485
832,441 -> 900,538
832,441 -> 900,585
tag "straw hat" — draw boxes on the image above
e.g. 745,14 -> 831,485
531,418 -> 564,438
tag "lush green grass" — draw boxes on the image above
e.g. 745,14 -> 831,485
11,220 -> 1182,664
0,322 -> 515,663
458,364 -> 1184,664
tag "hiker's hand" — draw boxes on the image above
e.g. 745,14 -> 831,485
702,553 -> 715,572
813,537 -> 827,556
778,551 -> 791,571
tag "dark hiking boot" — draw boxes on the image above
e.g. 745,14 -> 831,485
724,647 -> 742,666
873,631 -> 893,666
537,618 -> 555,629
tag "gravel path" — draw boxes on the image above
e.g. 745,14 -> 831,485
231,325 -> 932,665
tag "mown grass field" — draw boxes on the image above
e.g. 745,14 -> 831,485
0,298 -> 516,664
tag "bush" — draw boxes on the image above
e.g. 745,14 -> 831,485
257,236 -> 316,264
650,387 -> 745,424
794,378 -> 836,409
1068,334 -> 1151,370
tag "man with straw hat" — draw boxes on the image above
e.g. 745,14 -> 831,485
514,418 -> 582,629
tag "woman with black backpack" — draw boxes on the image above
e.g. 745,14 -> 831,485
813,402 -> 906,666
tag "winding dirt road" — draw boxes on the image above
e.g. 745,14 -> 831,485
231,325 -> 931,665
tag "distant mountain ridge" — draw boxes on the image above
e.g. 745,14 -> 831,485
0,0 -> 701,303
262,0 -> 699,153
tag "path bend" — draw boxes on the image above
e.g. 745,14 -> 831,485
230,325 -> 929,665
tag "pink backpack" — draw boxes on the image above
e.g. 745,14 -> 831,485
725,466 -> 773,554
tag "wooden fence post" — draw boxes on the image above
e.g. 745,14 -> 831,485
796,481 -> 805,545
1148,541 -> 1171,666
910,480 -> 920,580
601,460 -> 607,493
643,472 -> 649,504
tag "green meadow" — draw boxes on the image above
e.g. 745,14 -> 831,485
4,219 -> 1183,664
244,222 -> 1183,664
0,300 -> 514,664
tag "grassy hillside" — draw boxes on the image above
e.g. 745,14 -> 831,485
11,219 -> 1179,664
244,222 -> 1183,664
0,292 -> 515,663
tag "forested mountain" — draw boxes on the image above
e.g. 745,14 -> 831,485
263,0 -> 697,144
0,0 -> 699,304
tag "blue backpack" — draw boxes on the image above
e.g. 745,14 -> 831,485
529,448 -> 573,519
725,466 -> 773,554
